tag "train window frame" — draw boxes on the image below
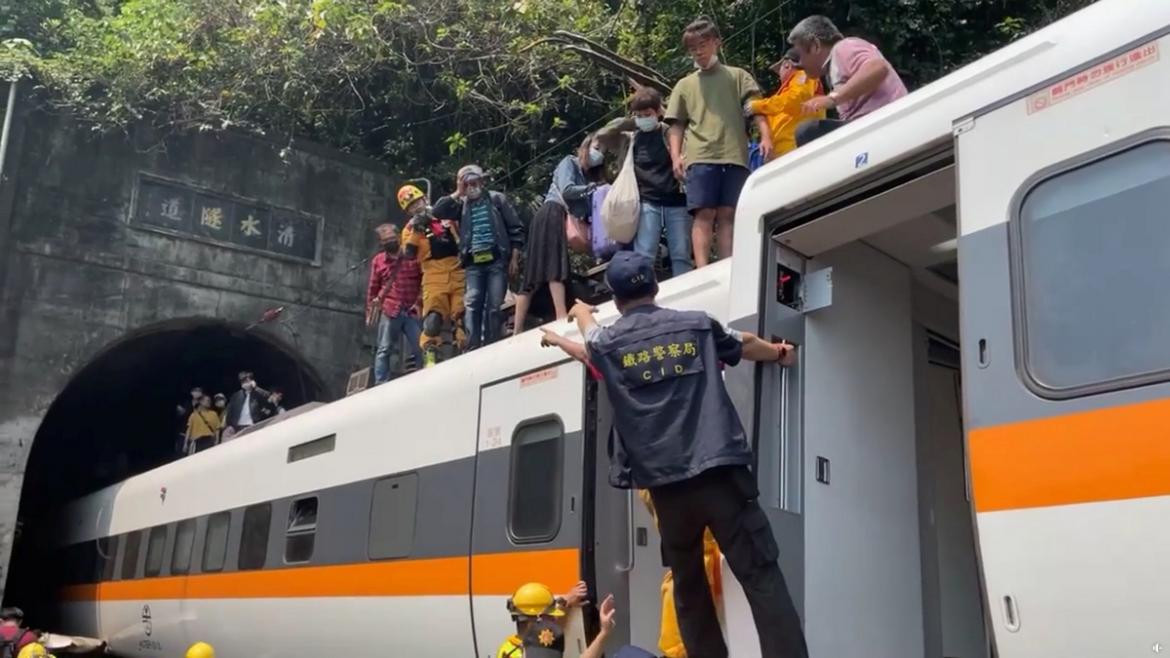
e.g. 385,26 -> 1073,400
506,416 -> 565,545
171,519 -> 196,575
143,525 -> 168,577
284,496 -> 318,564
98,535 -> 119,582
202,512 -> 231,573
239,503 -> 272,570
368,473 -> 419,560
1009,132 -> 1170,399
120,531 -> 142,580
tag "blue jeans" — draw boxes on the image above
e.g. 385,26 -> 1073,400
374,313 -> 422,384
634,202 -> 694,276
464,260 -> 508,349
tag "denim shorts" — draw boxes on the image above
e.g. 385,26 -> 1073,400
685,163 -> 750,212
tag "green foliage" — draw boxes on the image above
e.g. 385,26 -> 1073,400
2,0 -> 1095,198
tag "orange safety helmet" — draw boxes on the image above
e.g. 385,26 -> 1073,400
397,185 -> 426,211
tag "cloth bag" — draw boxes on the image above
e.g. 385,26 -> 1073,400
590,183 -> 621,259
601,136 -> 640,244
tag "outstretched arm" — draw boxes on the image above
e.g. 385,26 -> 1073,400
740,332 -> 796,366
540,328 -> 588,364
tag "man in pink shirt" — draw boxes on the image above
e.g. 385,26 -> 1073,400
787,15 -> 908,146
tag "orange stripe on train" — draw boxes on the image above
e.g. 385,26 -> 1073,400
970,397 -> 1170,512
60,548 -> 579,602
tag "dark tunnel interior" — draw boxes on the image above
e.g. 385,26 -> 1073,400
5,319 -> 328,621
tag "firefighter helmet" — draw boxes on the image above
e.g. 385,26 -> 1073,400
397,185 -> 426,211
507,582 -> 565,618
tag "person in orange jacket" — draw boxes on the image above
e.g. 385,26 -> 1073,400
749,49 -> 825,160
398,184 -> 467,366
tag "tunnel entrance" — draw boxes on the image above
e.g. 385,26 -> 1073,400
5,318 -> 328,619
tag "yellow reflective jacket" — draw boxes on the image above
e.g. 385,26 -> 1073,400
749,71 -> 825,158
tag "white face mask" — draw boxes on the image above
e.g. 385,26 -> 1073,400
466,186 -> 483,200
634,116 -> 659,132
588,148 -> 605,167
693,54 -> 719,70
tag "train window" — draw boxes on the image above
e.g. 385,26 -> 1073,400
171,519 -> 196,574
507,417 -> 564,544
144,525 -> 168,577
120,531 -> 142,580
368,474 -> 418,560
98,535 -> 119,581
239,503 -> 272,570
202,512 -> 231,572
1014,140 -> 1170,396
284,497 -> 318,564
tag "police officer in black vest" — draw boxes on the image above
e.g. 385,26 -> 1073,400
541,251 -> 808,658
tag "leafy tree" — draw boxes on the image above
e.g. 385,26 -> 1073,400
2,0 -> 1095,200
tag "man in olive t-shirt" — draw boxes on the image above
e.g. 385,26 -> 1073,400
666,17 -> 772,268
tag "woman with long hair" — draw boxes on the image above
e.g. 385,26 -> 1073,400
512,134 -> 607,334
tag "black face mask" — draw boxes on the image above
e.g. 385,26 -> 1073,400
383,241 -> 399,253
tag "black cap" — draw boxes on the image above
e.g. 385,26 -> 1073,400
521,618 -> 565,658
605,252 -> 657,300
770,48 -> 801,70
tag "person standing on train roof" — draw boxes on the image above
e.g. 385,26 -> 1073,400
539,251 -> 808,658
399,184 -> 467,367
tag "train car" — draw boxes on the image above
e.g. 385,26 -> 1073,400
42,0 -> 1170,655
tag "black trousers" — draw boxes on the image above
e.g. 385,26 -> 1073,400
650,466 -> 808,658
795,118 -> 847,148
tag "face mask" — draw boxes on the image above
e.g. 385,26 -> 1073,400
588,148 -> 604,167
694,54 -> 719,70
411,205 -> 430,219
243,381 -> 255,391
634,116 -> 659,132
466,186 -> 483,200
382,240 -> 398,253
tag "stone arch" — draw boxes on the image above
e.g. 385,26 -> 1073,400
4,317 -> 327,614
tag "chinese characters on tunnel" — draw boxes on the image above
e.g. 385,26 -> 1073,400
135,175 -> 322,263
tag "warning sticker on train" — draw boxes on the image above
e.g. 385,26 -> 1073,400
1027,41 -> 1159,114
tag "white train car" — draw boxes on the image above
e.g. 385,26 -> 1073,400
44,0 -> 1170,655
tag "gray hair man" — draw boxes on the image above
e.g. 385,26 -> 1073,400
787,15 -> 908,146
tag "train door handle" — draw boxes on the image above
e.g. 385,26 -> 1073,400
1002,594 -> 1021,633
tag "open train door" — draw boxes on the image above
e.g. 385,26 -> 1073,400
956,26 -> 1170,657
470,360 -> 589,656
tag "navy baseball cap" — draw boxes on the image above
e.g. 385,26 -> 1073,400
613,647 -> 659,658
605,251 -> 657,300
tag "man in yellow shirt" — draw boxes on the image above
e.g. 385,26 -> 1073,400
184,395 -> 221,455
749,49 -> 824,160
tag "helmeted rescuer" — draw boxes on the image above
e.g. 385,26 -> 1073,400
185,641 -> 215,658
398,184 -> 467,366
497,582 -> 571,658
540,251 -> 808,658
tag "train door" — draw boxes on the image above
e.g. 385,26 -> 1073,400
470,361 -> 588,657
956,33 -> 1170,656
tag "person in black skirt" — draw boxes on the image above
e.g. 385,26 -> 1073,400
512,134 -> 608,334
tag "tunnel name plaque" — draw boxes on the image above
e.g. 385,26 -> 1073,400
131,173 -> 323,265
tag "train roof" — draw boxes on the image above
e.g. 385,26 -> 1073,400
53,259 -> 734,545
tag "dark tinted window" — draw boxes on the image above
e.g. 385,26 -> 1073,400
171,519 -> 196,574
507,418 -> 563,543
239,503 -> 272,570
284,497 -> 317,564
1017,140 -> 1170,395
369,474 -> 418,560
202,512 -> 231,572
144,526 -> 168,577
120,531 -> 142,580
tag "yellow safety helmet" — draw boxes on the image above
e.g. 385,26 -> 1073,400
507,582 -> 565,618
17,643 -> 51,658
185,642 -> 215,658
397,185 -> 426,211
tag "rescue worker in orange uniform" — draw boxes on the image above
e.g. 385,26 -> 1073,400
638,490 -> 721,658
398,184 -> 466,366
748,49 -> 824,160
